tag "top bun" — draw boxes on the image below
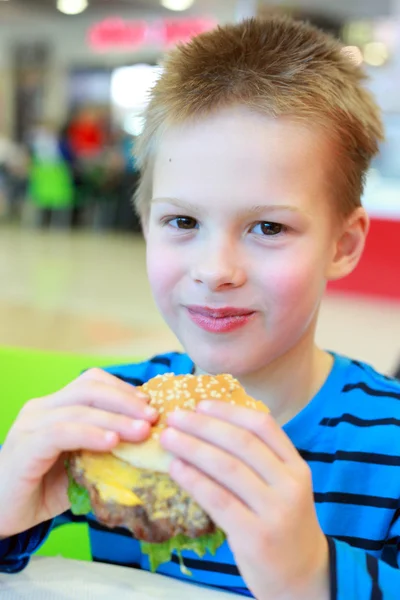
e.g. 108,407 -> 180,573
111,373 -> 268,474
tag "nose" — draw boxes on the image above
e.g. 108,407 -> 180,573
190,241 -> 247,291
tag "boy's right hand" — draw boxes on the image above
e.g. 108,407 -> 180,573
0,369 -> 157,539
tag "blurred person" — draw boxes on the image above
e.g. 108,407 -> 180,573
395,361 -> 400,380
64,107 -> 111,228
0,134 -> 29,221
1,16 -> 400,600
114,128 -> 141,232
67,106 -> 106,162
26,121 -> 75,228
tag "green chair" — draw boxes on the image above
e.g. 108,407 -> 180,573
0,346 -> 135,561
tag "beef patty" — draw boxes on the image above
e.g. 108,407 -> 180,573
69,451 -> 216,543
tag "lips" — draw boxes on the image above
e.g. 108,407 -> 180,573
186,305 -> 256,333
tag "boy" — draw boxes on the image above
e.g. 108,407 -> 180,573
1,16 -> 400,600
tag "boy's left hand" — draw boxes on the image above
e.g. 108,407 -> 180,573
161,402 -> 329,600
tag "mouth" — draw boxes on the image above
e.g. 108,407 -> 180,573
185,305 -> 256,333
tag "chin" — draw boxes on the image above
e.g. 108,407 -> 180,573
186,341 -> 271,379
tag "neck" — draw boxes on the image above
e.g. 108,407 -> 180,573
195,330 -> 333,426
240,343 -> 333,425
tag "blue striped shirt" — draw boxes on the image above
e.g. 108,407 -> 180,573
1,351 -> 400,598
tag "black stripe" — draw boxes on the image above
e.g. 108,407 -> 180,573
385,537 -> 399,546
347,359 -> 394,382
114,375 -> 144,387
314,491 -> 399,509
88,519 -> 134,539
150,356 -> 172,367
93,556 -> 141,569
342,382 -> 400,400
366,554 -> 383,600
327,537 -> 338,600
352,360 -> 367,372
387,507 -> 400,530
300,449 -> 400,466
170,553 -> 240,575
334,535 -> 385,551
320,414 -> 400,428
63,510 -> 89,524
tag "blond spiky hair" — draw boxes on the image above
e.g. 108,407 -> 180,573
134,16 -> 383,218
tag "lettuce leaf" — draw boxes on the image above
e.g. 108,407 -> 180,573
140,529 -> 226,574
66,464 -> 92,515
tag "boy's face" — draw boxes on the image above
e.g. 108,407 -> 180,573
145,107 -> 344,376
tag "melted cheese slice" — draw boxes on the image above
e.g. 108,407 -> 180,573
77,452 -> 143,507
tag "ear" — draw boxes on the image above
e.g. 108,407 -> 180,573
326,207 -> 369,281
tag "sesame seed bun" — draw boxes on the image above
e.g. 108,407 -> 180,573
111,372 -> 268,474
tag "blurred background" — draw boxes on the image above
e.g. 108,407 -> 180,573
0,0 -> 399,376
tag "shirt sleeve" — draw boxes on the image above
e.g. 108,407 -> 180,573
0,509 -> 89,574
0,520 -> 54,574
327,536 -> 399,599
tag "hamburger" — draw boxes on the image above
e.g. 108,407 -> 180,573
67,372 -> 268,572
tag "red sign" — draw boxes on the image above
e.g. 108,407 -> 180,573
88,17 -> 217,52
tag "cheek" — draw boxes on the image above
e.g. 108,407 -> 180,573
260,246 -> 327,318
146,239 -> 183,312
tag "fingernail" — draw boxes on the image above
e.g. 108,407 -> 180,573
132,420 -> 148,431
104,431 -> 118,443
144,406 -> 157,418
137,392 -> 150,401
197,401 -> 213,412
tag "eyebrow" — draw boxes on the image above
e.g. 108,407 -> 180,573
151,197 -> 306,216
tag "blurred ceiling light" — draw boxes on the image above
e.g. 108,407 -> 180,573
111,64 -> 162,110
161,0 -> 195,11
341,46 -> 363,66
57,0 -> 89,15
363,42 -> 389,67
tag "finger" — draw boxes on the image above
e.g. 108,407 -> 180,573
167,410 -> 285,487
11,424 -> 120,483
197,401 -> 301,465
169,458 -> 258,541
30,406 -> 151,443
76,368 -> 150,400
35,379 -> 158,423
161,428 -> 269,515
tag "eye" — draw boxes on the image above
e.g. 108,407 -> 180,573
250,221 -> 285,236
168,216 -> 198,230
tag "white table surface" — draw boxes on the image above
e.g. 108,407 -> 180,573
0,556 -> 245,599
